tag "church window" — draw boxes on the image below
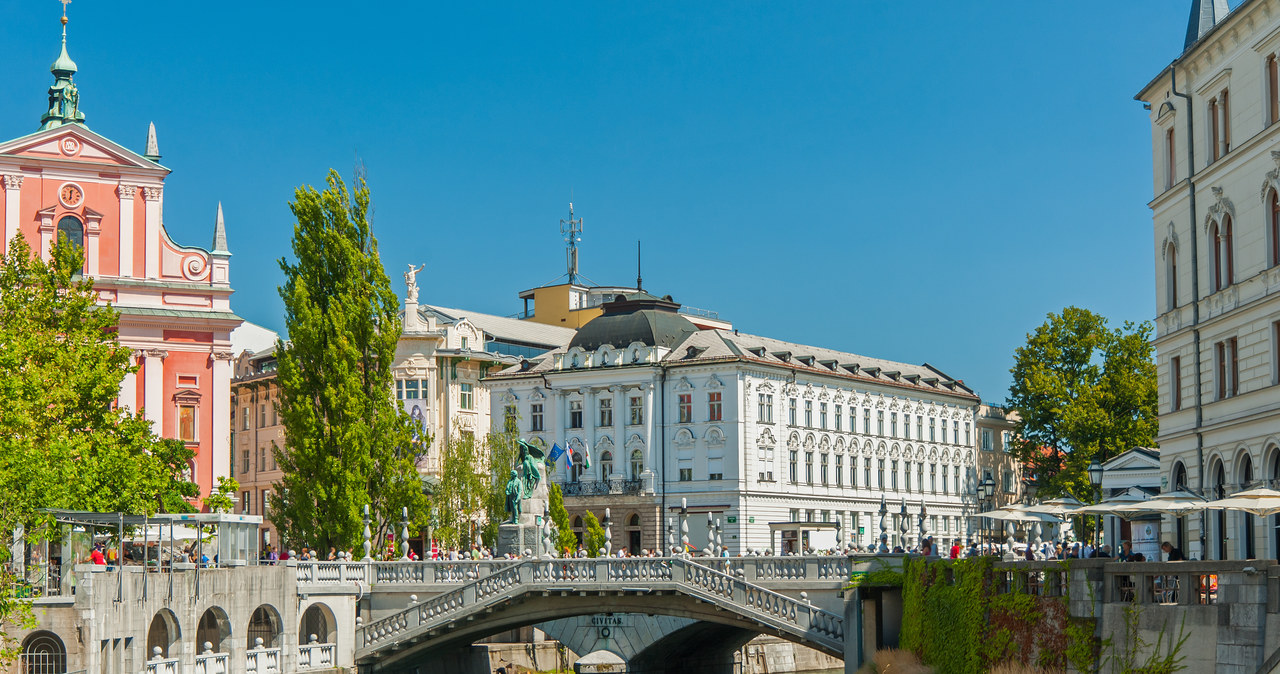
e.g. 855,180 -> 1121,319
56,215 -> 83,250
178,405 -> 196,443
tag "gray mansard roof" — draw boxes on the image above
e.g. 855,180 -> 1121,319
491,327 -> 977,400
422,304 -> 576,349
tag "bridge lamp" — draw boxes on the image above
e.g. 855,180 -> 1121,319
1088,458 -> 1104,548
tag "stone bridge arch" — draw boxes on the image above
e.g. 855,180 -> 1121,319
354,558 -> 843,672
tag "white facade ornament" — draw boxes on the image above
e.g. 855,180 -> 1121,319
404,263 -> 423,303
141,186 -> 163,201
1260,151 -> 1280,202
3,174 -> 24,190
1203,186 -> 1234,231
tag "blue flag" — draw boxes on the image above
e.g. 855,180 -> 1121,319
548,443 -> 565,464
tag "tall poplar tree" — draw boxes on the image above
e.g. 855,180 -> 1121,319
270,170 -> 427,552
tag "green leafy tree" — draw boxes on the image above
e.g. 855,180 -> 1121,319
480,429 -> 520,547
583,511 -> 607,557
0,235 -> 199,527
434,432 -> 487,551
1007,307 -> 1158,500
270,170 -> 428,552
203,476 -> 240,513
0,235 -> 196,662
547,483 -> 577,555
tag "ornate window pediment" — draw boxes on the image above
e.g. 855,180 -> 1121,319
757,428 -> 776,448
706,374 -> 723,390
704,427 -> 725,447
675,376 -> 694,392
1261,151 -> 1280,203
1204,186 -> 1236,232
674,428 -> 696,447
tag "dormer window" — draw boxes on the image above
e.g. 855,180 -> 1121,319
772,351 -> 791,363
797,356 -> 815,367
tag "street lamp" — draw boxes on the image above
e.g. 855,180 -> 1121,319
1088,458 -> 1104,550
979,477 -> 995,553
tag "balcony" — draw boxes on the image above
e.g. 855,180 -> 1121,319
560,479 -> 642,497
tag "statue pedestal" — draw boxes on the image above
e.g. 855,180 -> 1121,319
497,523 -> 544,558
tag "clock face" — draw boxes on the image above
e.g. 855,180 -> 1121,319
59,183 -> 83,208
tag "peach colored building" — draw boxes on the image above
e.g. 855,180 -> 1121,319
0,15 -> 241,499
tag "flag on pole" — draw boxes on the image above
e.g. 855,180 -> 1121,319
548,443 -> 565,464
581,441 -> 592,470
564,445 -> 574,467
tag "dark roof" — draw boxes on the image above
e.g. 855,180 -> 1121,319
568,294 -> 697,352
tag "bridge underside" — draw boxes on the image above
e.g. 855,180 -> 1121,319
356,589 -> 843,673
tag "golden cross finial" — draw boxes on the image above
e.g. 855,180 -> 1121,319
59,0 -> 71,25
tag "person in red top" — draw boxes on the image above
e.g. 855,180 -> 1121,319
949,541 -> 961,560
90,544 -> 106,565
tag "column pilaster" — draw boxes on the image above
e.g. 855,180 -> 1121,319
117,184 -> 136,277
2,174 -> 23,255
211,350 -> 235,488
142,348 -> 168,431
142,187 -> 162,279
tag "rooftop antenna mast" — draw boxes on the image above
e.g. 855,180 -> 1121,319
636,240 -> 643,291
560,201 -> 583,285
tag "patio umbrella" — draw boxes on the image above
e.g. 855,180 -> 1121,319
1109,490 -> 1208,518
1205,487 -> 1280,517
1072,493 -> 1151,515
978,508 -> 1062,523
1023,496 -> 1084,516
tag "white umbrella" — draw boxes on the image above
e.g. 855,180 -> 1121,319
1110,490 -> 1208,518
979,508 -> 1062,522
1023,497 -> 1083,516
1073,493 -> 1150,515
1205,487 -> 1280,516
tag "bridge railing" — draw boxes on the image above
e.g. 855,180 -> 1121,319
686,555 -> 851,583
356,557 -> 845,655
296,559 -> 520,586
298,639 -> 337,669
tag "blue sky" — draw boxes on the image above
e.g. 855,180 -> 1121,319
0,1 -> 1212,402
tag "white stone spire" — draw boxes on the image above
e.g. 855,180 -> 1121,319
144,122 -> 160,161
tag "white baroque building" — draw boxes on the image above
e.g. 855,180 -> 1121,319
486,293 -> 981,555
1138,0 -> 1280,560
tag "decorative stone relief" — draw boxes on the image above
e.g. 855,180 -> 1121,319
3,174 -> 24,190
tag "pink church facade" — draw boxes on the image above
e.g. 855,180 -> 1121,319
0,19 -> 241,499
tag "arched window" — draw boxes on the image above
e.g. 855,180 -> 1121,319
1242,454 -> 1256,559
1166,242 -> 1178,311
1271,190 -> 1280,269
1214,462 -> 1228,560
1271,449 -> 1280,559
1172,461 -> 1189,555
626,513 -> 642,555
1213,217 -> 1234,291
196,607 -> 232,655
572,516 -> 584,547
299,604 -> 336,645
247,605 -> 282,649
599,451 -> 613,480
147,610 -> 181,661
56,215 -> 83,250
21,631 -> 66,674
630,449 -> 643,480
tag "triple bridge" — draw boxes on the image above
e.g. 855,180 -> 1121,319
296,555 -> 855,673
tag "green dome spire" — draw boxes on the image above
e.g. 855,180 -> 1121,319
39,3 -> 85,130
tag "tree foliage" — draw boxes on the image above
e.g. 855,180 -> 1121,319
583,511 -> 607,557
0,235 -> 195,664
0,235 -> 198,534
434,433 -> 487,551
203,476 -> 240,514
270,170 -> 428,552
1007,307 -> 1157,500
547,483 -> 577,555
